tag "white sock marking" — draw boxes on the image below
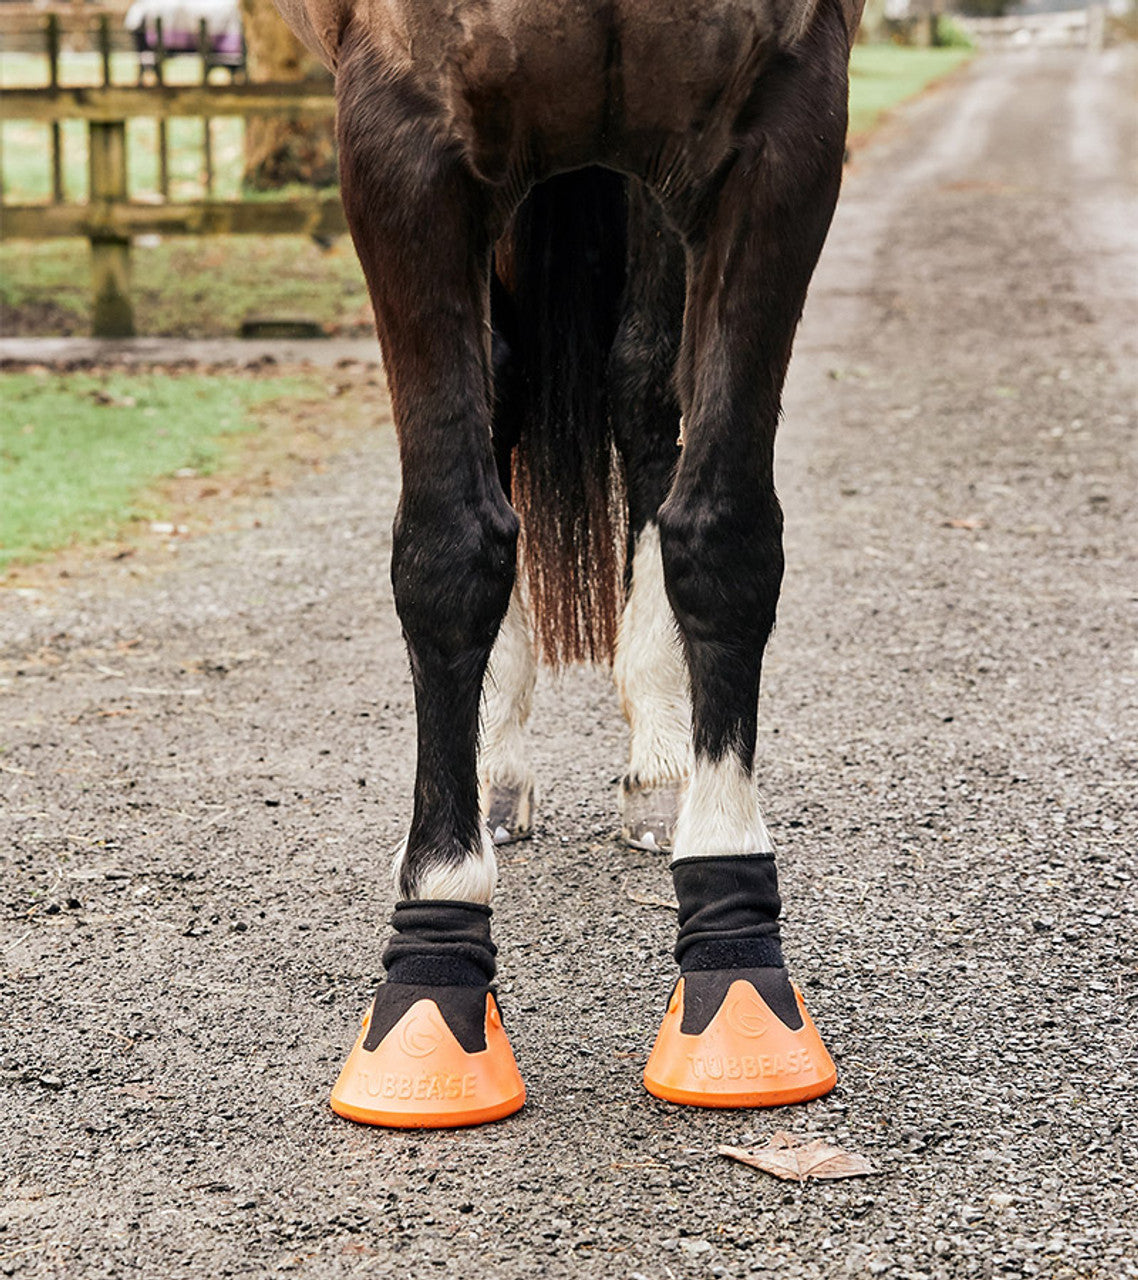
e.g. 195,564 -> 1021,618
479,577 -> 536,798
672,754 -> 775,861
613,523 -> 693,790
391,826 -> 498,905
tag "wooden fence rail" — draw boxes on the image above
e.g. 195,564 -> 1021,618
0,16 -> 344,337
3,81 -> 339,122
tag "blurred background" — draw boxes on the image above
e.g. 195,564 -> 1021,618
2,0 -> 1132,343
0,0 -> 1133,571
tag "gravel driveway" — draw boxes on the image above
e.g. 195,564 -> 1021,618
2,45 -> 1135,1280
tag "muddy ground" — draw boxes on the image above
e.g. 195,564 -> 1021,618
2,46 -> 1136,1280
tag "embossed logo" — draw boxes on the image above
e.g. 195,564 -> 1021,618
363,1070 -> 478,1101
724,988 -> 770,1040
686,1051 -> 814,1081
398,1008 -> 444,1058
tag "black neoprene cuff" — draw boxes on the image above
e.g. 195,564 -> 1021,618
673,854 -> 784,971
359,901 -> 500,1055
382,899 -> 497,987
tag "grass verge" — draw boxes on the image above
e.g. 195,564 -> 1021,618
848,45 -> 974,141
0,369 -> 325,573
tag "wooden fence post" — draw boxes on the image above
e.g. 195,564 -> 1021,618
155,18 -> 170,198
89,120 -> 135,337
46,14 -> 64,203
199,19 -> 215,196
98,13 -> 113,89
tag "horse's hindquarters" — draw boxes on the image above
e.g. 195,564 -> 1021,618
288,0 -> 838,186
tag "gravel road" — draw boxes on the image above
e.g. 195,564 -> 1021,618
2,45 -> 1136,1280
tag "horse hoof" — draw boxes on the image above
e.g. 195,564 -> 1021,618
485,781 -> 534,845
643,972 -> 836,1108
331,990 -> 525,1128
621,779 -> 682,853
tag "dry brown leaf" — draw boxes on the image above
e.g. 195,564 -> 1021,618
719,1132 -> 877,1182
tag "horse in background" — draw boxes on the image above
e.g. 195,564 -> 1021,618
271,0 -> 866,1125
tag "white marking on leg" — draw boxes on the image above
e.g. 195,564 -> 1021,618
479,577 -> 536,802
671,754 -> 774,861
614,523 -> 693,790
391,827 -> 498,905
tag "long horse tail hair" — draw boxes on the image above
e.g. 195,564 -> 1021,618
498,167 -> 629,667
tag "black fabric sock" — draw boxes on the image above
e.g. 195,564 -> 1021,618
382,899 -> 497,984
671,855 -> 802,1032
362,900 -> 497,1054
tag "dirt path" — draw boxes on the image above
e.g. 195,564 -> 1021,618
3,47 -> 1135,1279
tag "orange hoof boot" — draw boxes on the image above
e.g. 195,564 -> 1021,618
331,986 -> 525,1129
644,969 -> 836,1109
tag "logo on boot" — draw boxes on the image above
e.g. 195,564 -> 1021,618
724,987 -> 770,1040
398,1007 -> 445,1058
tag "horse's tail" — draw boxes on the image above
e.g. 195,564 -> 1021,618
498,168 -> 628,667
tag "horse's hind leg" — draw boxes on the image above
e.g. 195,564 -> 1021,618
611,185 -> 690,853
644,14 -> 849,1108
328,61 -> 524,1127
478,281 -> 537,846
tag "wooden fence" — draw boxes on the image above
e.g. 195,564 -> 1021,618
0,2 -> 133,55
0,16 -> 345,337
954,8 -> 1104,50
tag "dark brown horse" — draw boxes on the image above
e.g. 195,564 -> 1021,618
273,0 -> 865,1126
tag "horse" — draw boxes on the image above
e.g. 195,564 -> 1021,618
273,0 -> 865,1126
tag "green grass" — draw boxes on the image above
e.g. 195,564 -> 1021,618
0,371 -> 314,570
848,45 -> 973,139
0,45 -> 972,339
